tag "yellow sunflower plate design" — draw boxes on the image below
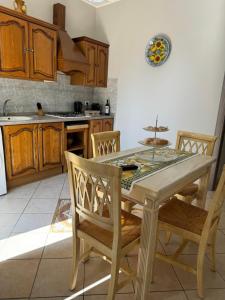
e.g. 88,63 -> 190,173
145,34 -> 171,67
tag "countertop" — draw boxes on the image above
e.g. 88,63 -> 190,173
0,114 -> 114,126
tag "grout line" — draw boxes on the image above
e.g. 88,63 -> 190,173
3,181 -> 41,238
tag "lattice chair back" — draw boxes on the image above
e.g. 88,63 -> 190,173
176,131 -> 217,156
91,131 -> 120,158
65,151 -> 122,232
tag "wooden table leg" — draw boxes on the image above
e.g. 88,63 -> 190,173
196,167 -> 211,208
135,196 -> 159,300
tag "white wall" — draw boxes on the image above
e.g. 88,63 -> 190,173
96,0 -> 225,149
0,0 -> 96,37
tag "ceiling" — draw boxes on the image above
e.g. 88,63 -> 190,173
81,0 -> 121,8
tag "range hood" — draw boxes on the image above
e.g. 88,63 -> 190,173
53,3 -> 89,74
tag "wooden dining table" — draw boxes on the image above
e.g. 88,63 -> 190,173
92,146 -> 216,300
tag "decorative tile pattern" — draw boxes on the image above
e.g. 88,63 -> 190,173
0,74 -> 118,115
0,73 -> 93,114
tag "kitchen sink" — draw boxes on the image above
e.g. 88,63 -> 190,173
0,116 -> 33,122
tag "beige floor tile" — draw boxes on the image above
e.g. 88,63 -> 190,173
173,255 -> 225,290
24,197 -> 59,214
0,231 -> 48,261
0,213 -> 21,237
149,291 -> 187,300
31,258 -> 84,298
84,295 -> 135,299
213,230 -> 225,253
60,178 -> 70,199
43,232 -> 73,258
0,197 -> 30,213
84,257 -> 133,295
213,254 -> 225,280
160,232 -> 199,255
31,298 -> 70,300
32,184 -> 63,199
0,181 -> 40,200
161,229 -> 225,256
219,212 -> 225,229
128,256 -> 182,292
186,289 -> 225,300
12,213 -> 53,234
0,259 -> 39,299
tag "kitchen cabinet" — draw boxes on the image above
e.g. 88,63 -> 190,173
0,12 -> 29,79
3,124 -> 38,181
102,118 -> 113,132
29,23 -> 57,81
71,37 -> 109,87
3,122 -> 64,187
0,6 -> 57,81
88,118 -> 113,158
38,123 -> 64,171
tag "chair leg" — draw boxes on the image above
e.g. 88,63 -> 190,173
71,237 -> 80,291
197,242 -> 207,298
209,230 -> 217,272
81,239 -> 91,263
107,255 -> 120,300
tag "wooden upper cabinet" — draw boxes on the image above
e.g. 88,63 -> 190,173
96,45 -> 109,87
38,123 -> 64,171
29,23 -> 57,81
85,42 -> 97,86
3,124 -> 38,180
0,12 -> 29,79
0,5 -> 57,81
72,37 -> 109,87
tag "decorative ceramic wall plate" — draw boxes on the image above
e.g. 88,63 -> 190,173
145,35 -> 171,67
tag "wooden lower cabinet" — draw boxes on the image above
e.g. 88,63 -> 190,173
102,118 -> 113,132
3,122 -> 64,187
88,118 -> 113,158
38,123 -> 64,171
3,124 -> 38,180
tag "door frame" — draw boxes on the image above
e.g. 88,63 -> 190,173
210,73 -> 225,189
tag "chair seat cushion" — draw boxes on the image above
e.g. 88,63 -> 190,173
78,209 -> 141,248
159,198 -> 208,235
178,183 -> 198,197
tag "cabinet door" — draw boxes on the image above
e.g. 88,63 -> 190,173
88,119 -> 103,158
102,119 -> 113,132
38,123 -> 63,171
96,45 -> 108,87
85,42 -> 97,86
0,12 -> 29,79
3,124 -> 38,181
29,23 -> 57,81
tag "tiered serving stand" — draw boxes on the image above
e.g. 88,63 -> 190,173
138,117 -> 171,161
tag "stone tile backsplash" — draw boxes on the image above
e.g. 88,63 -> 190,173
93,78 -> 118,114
0,74 -> 117,115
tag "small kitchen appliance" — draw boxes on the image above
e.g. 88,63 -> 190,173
74,101 -> 83,114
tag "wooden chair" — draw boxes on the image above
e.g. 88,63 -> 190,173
91,130 -> 135,213
91,130 -> 120,158
156,165 -> 225,298
175,131 -> 217,204
65,151 -> 141,300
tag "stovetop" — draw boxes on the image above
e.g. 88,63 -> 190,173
46,112 -> 90,118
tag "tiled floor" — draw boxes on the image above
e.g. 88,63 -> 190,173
0,174 -> 225,300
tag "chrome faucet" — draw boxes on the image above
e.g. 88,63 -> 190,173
3,99 -> 12,116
